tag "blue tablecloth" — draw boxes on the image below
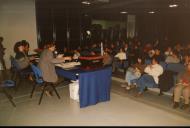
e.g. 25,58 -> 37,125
56,67 -> 112,108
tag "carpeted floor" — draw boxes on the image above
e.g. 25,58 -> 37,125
0,70 -> 190,126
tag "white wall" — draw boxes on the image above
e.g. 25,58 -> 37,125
0,0 -> 38,69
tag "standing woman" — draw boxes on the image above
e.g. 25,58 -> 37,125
38,42 -> 71,83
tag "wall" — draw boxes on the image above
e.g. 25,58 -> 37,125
92,19 -> 126,29
136,13 -> 190,45
0,0 -> 37,69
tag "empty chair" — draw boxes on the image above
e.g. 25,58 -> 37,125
30,64 -> 61,105
0,80 -> 16,107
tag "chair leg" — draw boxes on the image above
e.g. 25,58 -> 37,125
30,83 -> 37,98
39,84 -> 46,105
51,84 -> 61,99
10,70 -> 15,80
14,74 -> 20,92
14,80 -> 20,93
3,88 -> 16,107
159,90 -> 164,96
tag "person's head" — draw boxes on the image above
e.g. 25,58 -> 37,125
21,40 -> 30,52
172,50 -> 179,57
124,43 -> 128,48
64,47 -> 68,52
155,49 -> 160,55
44,42 -> 56,52
151,56 -> 159,65
137,57 -> 145,64
119,48 -> 124,52
14,41 -> 25,53
167,46 -> 172,51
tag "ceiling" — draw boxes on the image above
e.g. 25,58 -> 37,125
36,0 -> 190,20
81,0 -> 190,15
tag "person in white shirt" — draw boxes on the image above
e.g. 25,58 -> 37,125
113,48 -> 127,72
131,56 -> 163,96
114,48 -> 126,60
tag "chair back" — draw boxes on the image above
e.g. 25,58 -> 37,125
10,56 -> 21,71
30,64 -> 43,84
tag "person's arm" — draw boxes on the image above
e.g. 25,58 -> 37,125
43,50 -> 65,64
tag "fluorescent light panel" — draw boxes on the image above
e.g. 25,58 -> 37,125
148,11 -> 155,14
82,1 -> 91,5
120,11 -> 127,14
169,4 -> 178,8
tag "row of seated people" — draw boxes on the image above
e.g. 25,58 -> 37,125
12,41 -> 73,96
121,55 -> 190,111
111,42 -> 190,74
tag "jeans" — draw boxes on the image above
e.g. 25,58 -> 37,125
125,70 -> 140,85
131,74 -> 157,93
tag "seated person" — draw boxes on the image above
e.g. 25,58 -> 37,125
103,51 -> 112,66
21,40 -> 38,63
72,49 -> 80,61
14,41 -> 35,70
38,42 -> 71,96
173,63 -> 190,110
131,56 -> 163,97
164,46 -> 173,58
113,48 -> 127,72
121,57 -> 146,90
165,50 -> 180,64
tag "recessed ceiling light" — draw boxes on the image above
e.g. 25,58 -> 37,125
148,11 -> 155,14
82,1 -> 91,5
169,4 -> 178,8
120,11 -> 128,14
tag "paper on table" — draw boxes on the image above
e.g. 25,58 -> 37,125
55,62 -> 81,69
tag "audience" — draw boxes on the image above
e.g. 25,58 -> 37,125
3,35 -> 190,110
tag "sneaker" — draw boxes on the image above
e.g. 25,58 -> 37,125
126,86 -> 131,90
180,104 -> 189,110
134,92 -> 143,97
173,102 -> 179,109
